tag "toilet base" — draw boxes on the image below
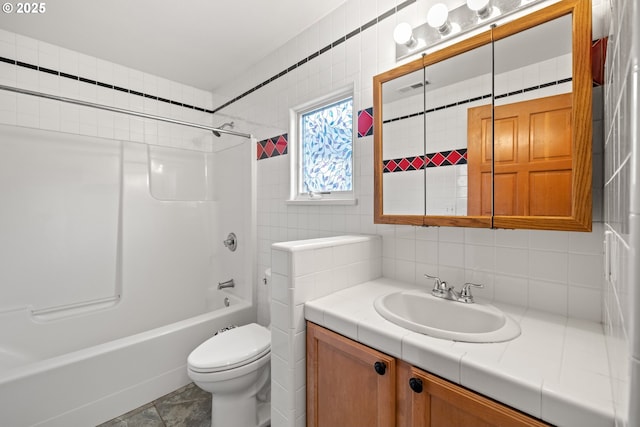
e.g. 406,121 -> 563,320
257,401 -> 270,427
211,394 -> 270,427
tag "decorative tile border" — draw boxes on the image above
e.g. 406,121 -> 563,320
427,149 -> 467,167
255,80 -> 572,156
383,78 -> 571,124
211,0 -> 417,114
0,56 -> 214,113
494,77 -> 572,100
257,134 -> 288,160
357,107 -> 373,137
258,107 -> 372,161
383,148 -> 467,173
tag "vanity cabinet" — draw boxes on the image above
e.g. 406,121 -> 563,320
396,361 -> 550,427
306,321 -> 396,427
307,322 -> 550,427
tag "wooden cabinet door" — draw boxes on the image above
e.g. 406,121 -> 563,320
307,322 -> 396,427
467,93 -> 573,217
397,361 -> 550,427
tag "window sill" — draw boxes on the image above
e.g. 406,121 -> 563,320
286,198 -> 358,206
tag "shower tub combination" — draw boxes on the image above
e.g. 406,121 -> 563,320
0,290 -> 253,427
0,123 -> 256,426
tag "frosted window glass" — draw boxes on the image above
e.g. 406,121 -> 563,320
301,97 -> 353,193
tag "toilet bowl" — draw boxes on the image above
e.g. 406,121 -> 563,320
188,322 -> 271,427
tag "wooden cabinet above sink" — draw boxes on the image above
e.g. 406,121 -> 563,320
373,0 -> 592,231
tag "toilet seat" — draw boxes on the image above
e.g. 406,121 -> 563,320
188,323 -> 271,373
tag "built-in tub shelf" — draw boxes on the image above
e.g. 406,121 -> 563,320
30,295 -> 121,321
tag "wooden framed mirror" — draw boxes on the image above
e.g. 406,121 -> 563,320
373,0 -> 592,231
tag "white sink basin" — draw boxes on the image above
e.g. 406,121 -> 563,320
374,290 -> 520,343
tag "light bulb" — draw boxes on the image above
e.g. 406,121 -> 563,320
427,3 -> 452,35
467,0 -> 493,19
393,22 -> 417,47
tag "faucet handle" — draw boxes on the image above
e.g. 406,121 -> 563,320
458,282 -> 484,303
424,273 -> 447,296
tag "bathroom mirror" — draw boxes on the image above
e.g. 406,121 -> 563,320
374,0 -> 592,231
381,65 -> 427,221
424,42 -> 492,217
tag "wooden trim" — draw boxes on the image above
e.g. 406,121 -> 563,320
374,56 -> 425,85
493,0 -> 592,232
467,103 -> 492,216
421,30 -> 493,68
373,57 -> 424,225
422,215 -> 492,228
307,322 -> 319,427
373,0 -> 592,232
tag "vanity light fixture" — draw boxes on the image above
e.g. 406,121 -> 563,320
393,22 -> 418,48
393,0 -> 545,61
467,0 -> 494,20
427,3 -> 453,36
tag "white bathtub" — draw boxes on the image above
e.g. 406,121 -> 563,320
0,290 -> 254,427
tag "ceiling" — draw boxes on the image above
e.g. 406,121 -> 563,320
0,0 -> 347,92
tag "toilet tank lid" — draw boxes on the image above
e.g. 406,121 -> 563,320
188,323 -> 270,371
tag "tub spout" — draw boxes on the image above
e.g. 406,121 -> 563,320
218,279 -> 235,289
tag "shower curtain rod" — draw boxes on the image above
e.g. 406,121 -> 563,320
0,84 -> 253,139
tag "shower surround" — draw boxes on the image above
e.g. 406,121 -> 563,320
0,28 -> 256,426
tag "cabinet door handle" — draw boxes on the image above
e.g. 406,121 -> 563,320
373,361 -> 386,375
409,377 -> 423,393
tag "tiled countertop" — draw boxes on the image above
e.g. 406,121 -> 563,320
304,277 -> 614,427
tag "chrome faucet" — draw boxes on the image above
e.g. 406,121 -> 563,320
424,274 -> 483,304
425,273 -> 449,298
218,279 -> 235,289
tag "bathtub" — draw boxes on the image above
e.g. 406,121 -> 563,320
0,290 -> 254,427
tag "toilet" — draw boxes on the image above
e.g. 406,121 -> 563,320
188,270 -> 272,427
188,322 -> 271,427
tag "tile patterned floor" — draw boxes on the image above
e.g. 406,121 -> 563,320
98,383 -> 211,427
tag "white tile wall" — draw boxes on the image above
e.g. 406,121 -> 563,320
382,169 -> 424,215
245,0 -> 607,335
602,0 -> 639,425
0,28 -> 216,151
250,9 -> 610,421
0,0 -> 624,425
249,5 -> 609,420
270,235 -> 382,427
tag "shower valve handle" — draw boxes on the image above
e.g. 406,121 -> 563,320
223,232 -> 237,251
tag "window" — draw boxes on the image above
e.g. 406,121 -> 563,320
289,86 -> 356,204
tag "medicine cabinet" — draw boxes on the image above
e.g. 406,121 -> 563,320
373,0 -> 592,231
